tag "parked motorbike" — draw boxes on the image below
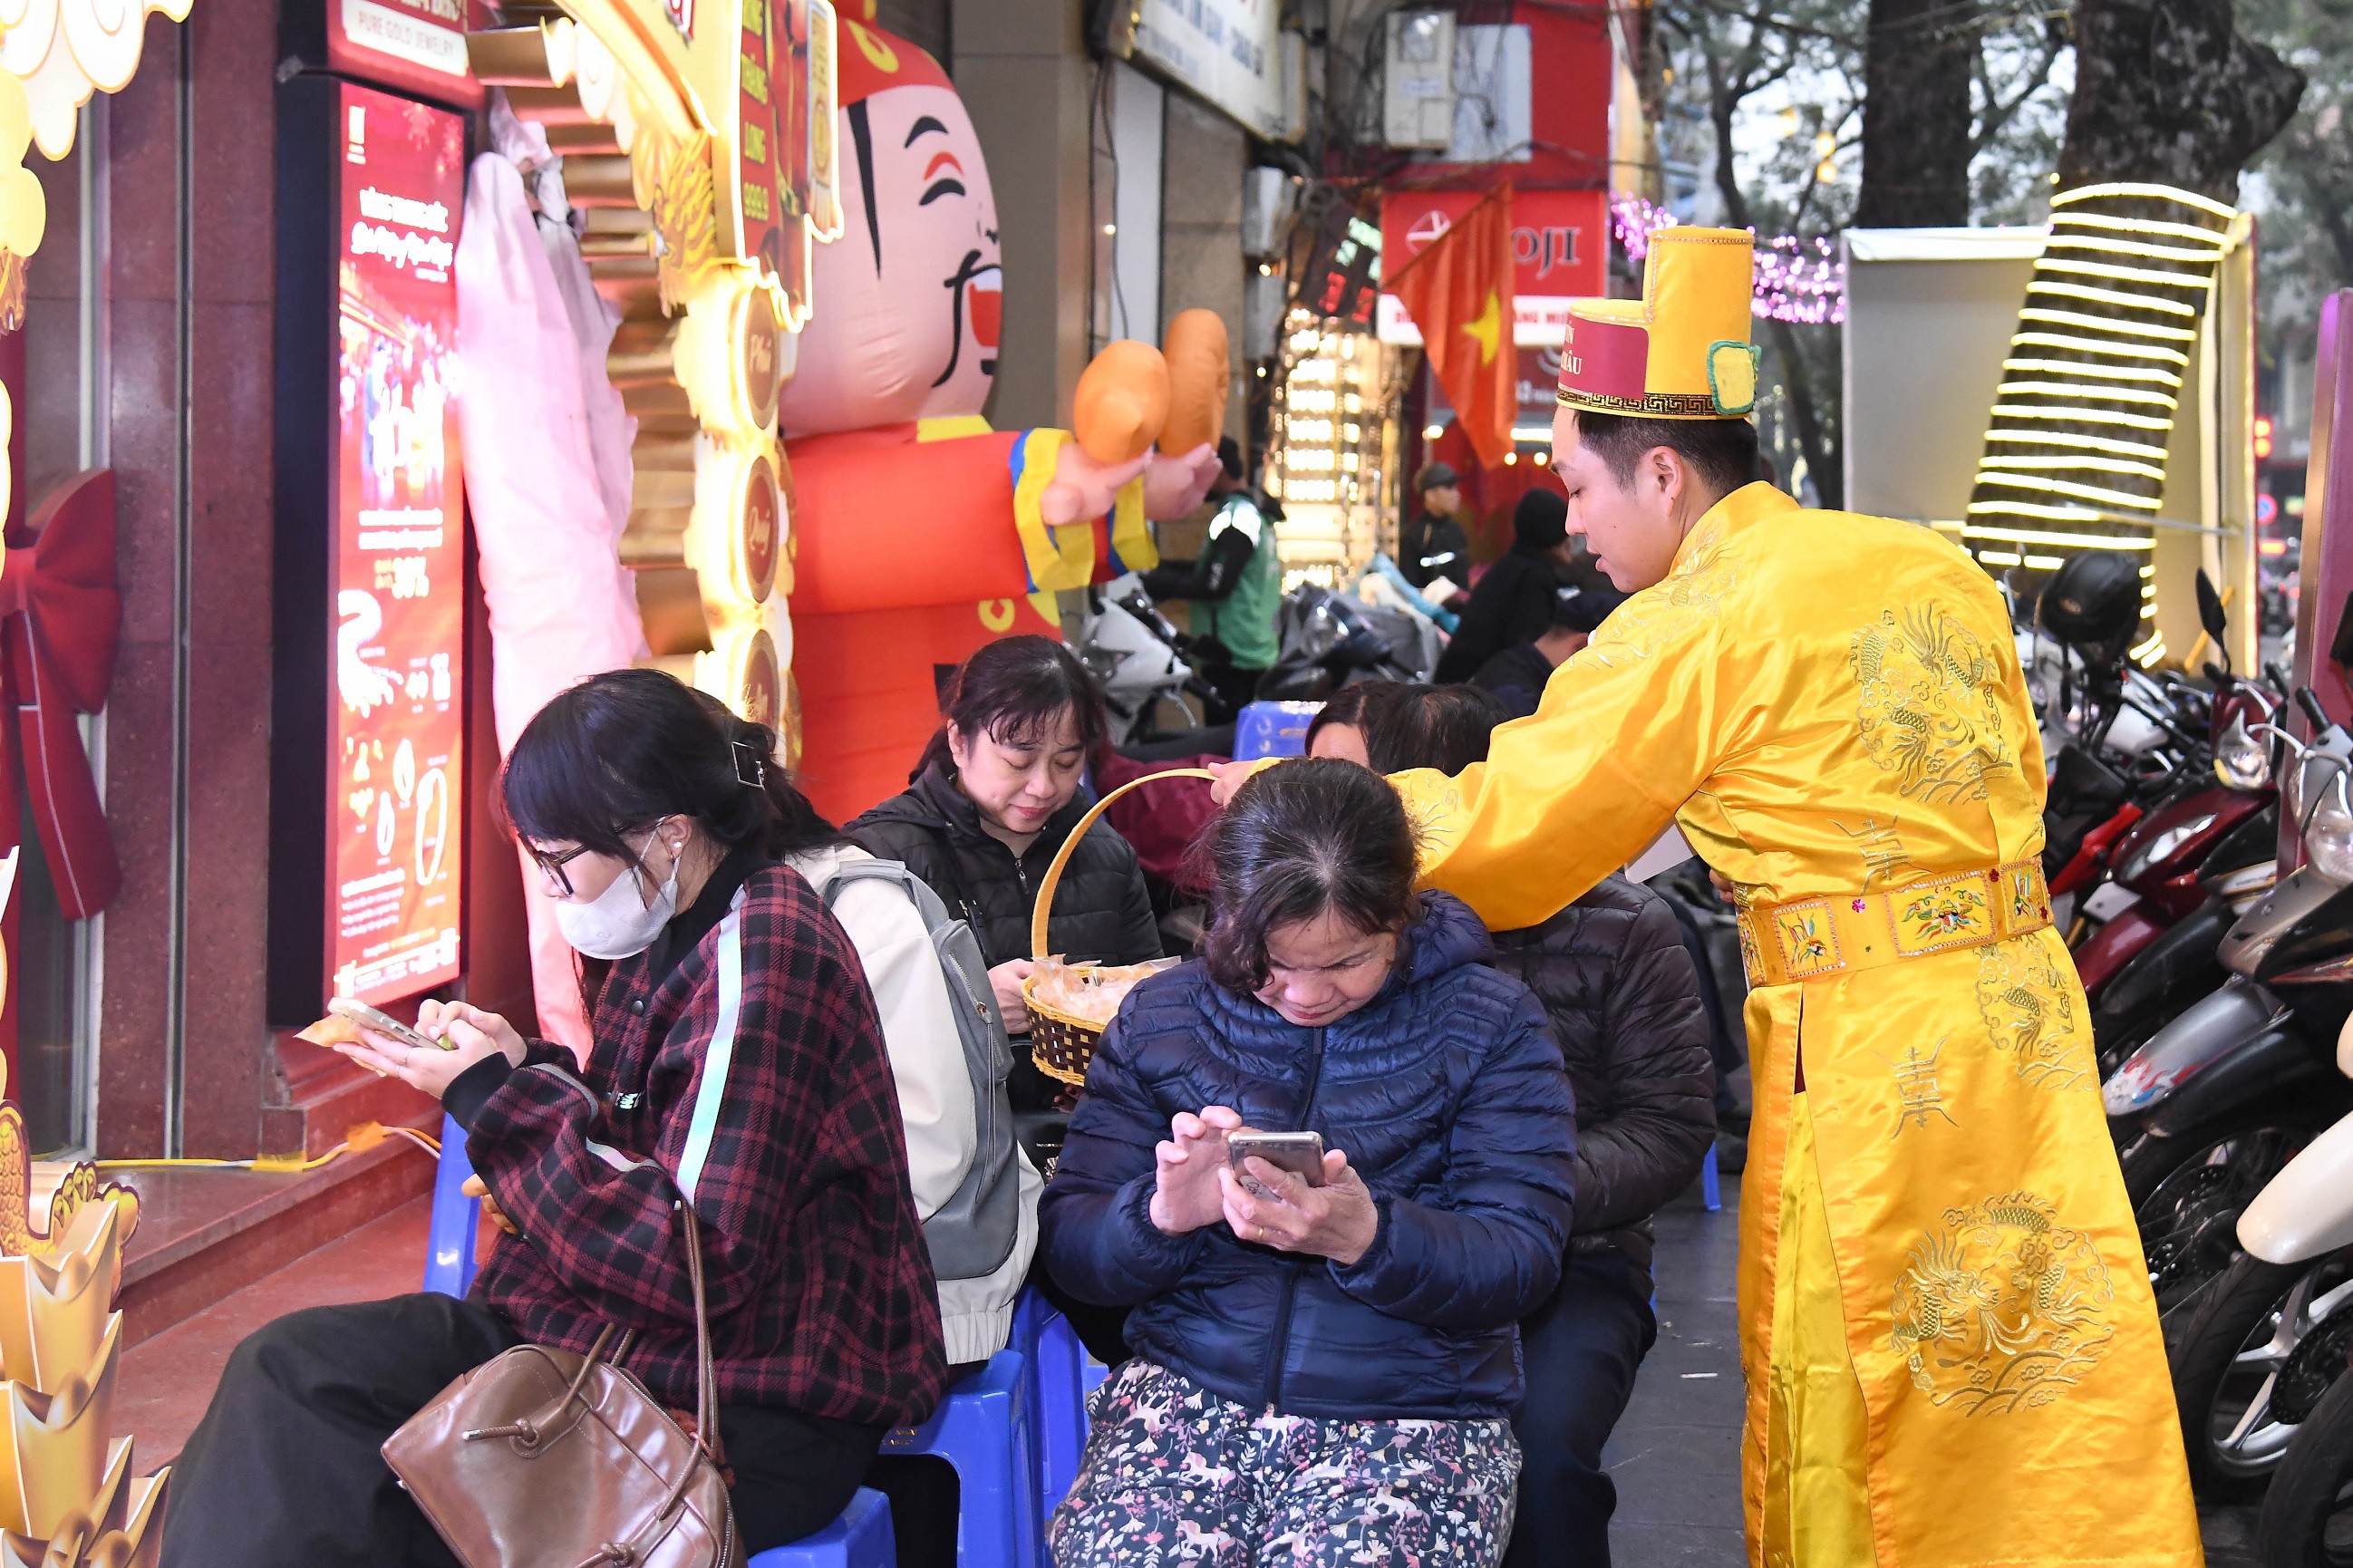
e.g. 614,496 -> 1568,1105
2107,698 -> 2353,1310
2079,674 -> 2284,1074
2167,1087 -> 2353,1505
1074,574 -> 1223,746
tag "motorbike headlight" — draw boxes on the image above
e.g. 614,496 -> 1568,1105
2309,770 -> 2353,884
2214,713 -> 2271,790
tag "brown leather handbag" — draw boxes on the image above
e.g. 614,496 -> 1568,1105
382,1203 -> 743,1568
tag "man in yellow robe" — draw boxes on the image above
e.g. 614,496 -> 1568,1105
1382,229 -> 2201,1567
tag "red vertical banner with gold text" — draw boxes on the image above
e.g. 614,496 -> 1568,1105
330,83 -> 465,1005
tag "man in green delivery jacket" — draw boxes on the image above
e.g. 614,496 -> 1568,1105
1141,437 -> 1283,715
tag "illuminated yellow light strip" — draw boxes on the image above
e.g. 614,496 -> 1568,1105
1962,523 -> 2155,549
2055,181 -> 2238,219
2044,233 -> 2233,266
2027,280 -> 2199,317
1984,452 -> 2168,482
2052,211 -> 2234,248
1977,549 -> 2023,566
1996,379 -> 2180,411
2011,332 -> 2191,366
2017,308 -> 2198,343
1968,498 -> 2099,522
1985,428 -> 2171,460
2140,565 -> 2156,576
2003,357 -> 2184,389
2038,256 -> 2217,293
1984,404 -> 2177,432
1977,472 -> 2164,510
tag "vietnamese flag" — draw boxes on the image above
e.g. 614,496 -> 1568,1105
1389,182 -> 1515,469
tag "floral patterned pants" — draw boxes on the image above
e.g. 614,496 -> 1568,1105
1050,1360 -> 1521,1567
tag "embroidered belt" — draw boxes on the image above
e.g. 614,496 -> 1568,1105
1735,860 -> 2052,988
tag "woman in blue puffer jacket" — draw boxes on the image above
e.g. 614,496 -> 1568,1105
1041,759 -> 1577,1567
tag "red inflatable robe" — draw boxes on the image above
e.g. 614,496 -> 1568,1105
787,415 -> 1156,821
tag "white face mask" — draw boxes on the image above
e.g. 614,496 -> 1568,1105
555,836 -> 681,961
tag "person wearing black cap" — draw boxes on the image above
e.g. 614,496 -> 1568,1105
1140,437 -> 1283,715
1470,584 -> 1627,719
1399,461 -> 1473,595
1433,488 -> 1582,684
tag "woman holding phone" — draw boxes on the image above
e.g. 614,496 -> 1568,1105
1041,760 -> 1577,1566
160,671 -> 948,1566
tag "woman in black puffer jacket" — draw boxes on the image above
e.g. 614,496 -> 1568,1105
1044,760 -> 1575,1567
848,636 -> 1162,1031
1369,685 -> 1714,1568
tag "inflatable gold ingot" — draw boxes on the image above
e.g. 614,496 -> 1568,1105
0,1057 -> 138,1265
82,1470 -> 163,1568
0,1435 -> 130,1564
0,1316 -> 118,1540
0,1205 -> 120,1395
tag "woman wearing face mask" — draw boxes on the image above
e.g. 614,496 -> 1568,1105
849,635 -> 1162,1034
159,671 -> 949,1567
1041,760 -> 1576,1567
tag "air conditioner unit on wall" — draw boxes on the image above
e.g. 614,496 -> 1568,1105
1382,10 -> 1455,150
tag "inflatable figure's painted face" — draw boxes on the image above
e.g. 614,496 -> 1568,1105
777,25 -> 1001,436
852,82 -> 1000,402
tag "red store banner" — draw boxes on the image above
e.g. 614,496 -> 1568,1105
1377,188 -> 1608,347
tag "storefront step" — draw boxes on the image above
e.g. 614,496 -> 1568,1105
114,1131 -> 441,1350
261,1035 -> 443,1160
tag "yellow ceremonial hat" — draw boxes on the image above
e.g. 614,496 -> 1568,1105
1554,227 -> 1759,420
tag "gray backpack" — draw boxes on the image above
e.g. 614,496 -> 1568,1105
821,858 -> 1022,1282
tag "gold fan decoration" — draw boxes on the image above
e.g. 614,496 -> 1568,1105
0,1056 -> 163,1565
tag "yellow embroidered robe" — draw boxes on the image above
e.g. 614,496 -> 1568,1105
1394,482 -> 2201,1568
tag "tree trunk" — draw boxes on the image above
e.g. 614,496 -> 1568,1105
1854,0 -> 1978,227
1961,0 -> 2302,614
1709,82 -> 1845,507
2061,0 -> 2306,202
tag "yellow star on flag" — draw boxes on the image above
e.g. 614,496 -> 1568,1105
1459,289 -> 1504,365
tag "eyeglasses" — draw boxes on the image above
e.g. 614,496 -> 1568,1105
528,843 -> 594,899
528,818 -> 675,900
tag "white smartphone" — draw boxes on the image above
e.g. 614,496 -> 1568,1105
328,996 -> 451,1052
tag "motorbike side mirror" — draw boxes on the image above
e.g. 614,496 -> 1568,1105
2195,568 -> 2229,642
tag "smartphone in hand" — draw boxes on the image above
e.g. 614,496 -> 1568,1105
1228,1131 -> 1327,1198
328,997 -> 451,1052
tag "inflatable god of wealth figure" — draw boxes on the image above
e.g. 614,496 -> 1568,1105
779,15 -> 1225,819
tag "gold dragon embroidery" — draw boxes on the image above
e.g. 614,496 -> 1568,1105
1975,937 -> 2093,1092
1890,1192 -> 2115,1414
1850,606 -> 2013,803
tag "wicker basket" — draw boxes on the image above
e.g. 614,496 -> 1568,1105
1024,768 -> 1217,1087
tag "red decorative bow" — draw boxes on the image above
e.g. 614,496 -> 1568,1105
0,470 -> 121,918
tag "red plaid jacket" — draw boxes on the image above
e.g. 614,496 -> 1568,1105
455,859 -> 949,1428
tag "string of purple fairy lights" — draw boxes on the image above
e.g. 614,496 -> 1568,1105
1611,195 -> 1847,325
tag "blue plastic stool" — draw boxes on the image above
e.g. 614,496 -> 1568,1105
750,1487 -> 898,1568
1015,1292 -> 1109,1533
422,1113 -> 482,1297
879,1349 -> 1040,1568
1233,701 -> 1322,760
1699,1137 -> 1722,1213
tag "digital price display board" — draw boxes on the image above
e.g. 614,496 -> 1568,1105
327,82 -> 465,1004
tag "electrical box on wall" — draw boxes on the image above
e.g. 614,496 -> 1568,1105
1383,10 -> 1456,149
1242,167 -> 1300,260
